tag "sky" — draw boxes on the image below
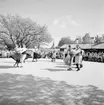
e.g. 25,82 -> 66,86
0,0 -> 104,46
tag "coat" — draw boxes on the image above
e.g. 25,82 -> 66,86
52,52 -> 56,59
75,50 -> 84,64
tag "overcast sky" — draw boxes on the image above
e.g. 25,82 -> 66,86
0,0 -> 104,46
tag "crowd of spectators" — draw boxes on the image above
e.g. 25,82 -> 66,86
0,50 -> 13,58
83,51 -> 104,62
1,49 -> 104,63
45,51 -> 63,59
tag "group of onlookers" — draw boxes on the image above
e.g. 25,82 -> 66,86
0,50 -> 14,58
83,51 -> 104,62
1,48 -> 104,64
46,51 -> 63,59
0,47 -> 42,67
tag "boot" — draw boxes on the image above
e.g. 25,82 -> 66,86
80,64 -> 83,68
76,64 -> 80,71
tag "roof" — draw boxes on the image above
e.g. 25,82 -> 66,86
92,43 -> 104,49
79,44 -> 92,49
55,46 -> 60,49
60,44 -> 69,49
60,44 -> 93,49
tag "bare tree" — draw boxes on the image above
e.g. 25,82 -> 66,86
0,14 -> 51,49
31,32 -> 53,48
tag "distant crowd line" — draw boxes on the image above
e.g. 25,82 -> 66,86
0,49 -> 104,63
83,51 -> 104,63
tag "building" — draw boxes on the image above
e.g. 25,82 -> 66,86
59,43 -> 104,53
59,44 -> 93,52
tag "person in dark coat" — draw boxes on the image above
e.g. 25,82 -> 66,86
32,52 -> 41,62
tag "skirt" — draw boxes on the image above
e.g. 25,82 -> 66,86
63,55 -> 71,65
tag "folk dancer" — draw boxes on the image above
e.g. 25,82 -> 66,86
51,50 -> 56,62
11,45 -> 27,67
66,45 -> 75,70
75,44 -> 84,71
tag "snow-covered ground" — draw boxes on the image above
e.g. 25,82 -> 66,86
0,58 -> 104,90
